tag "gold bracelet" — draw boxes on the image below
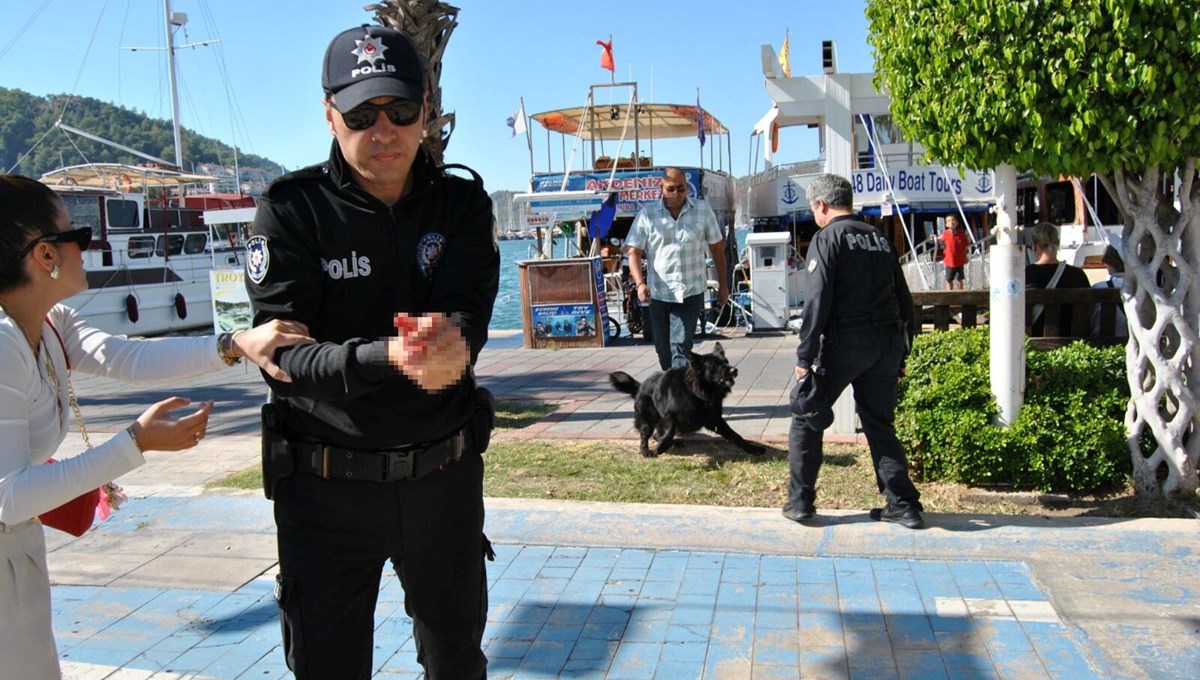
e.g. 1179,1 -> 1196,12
217,332 -> 242,366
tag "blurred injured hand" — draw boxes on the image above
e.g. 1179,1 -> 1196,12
388,313 -> 470,393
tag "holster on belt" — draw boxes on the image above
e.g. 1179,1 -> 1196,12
261,403 -> 294,500
471,386 -> 496,454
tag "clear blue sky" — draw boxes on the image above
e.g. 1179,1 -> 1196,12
0,0 -> 874,192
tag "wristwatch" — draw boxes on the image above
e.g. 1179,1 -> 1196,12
217,332 -> 242,366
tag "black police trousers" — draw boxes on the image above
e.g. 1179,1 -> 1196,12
273,449 -> 488,680
787,326 -> 922,512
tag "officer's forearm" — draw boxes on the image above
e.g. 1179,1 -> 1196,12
265,340 -> 386,401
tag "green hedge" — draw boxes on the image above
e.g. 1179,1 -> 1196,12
897,327 -> 1131,493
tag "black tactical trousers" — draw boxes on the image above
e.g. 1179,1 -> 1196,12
787,326 -> 922,512
273,450 -> 488,680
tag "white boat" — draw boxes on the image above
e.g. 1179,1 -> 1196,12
512,82 -> 738,340
22,1 -> 261,336
745,39 -> 1123,296
40,163 -> 252,336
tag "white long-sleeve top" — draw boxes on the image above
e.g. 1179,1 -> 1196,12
0,304 -> 228,525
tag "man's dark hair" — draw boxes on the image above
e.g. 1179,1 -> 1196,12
0,174 -> 62,292
1102,245 -> 1124,272
805,173 -> 853,210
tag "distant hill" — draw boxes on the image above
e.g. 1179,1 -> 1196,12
0,87 -> 283,179
490,189 -> 521,232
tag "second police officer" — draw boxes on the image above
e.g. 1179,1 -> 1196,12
784,173 -> 926,529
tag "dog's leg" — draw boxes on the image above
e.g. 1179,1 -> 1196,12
711,417 -> 766,455
638,424 -> 655,457
654,419 -> 678,455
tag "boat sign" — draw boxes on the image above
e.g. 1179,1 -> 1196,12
515,190 -> 604,221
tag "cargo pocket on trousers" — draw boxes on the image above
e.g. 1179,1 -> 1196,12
274,574 -> 301,671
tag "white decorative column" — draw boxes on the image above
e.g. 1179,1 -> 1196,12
989,164 -> 1024,425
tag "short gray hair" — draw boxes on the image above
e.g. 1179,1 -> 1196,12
1030,222 -> 1060,254
805,173 -> 853,210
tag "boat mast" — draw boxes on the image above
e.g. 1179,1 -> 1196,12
165,0 -> 185,169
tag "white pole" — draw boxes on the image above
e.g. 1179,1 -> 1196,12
164,0 -> 184,169
989,163 -> 1024,425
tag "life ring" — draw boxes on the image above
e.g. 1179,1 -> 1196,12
173,292 -> 187,319
125,294 -> 139,323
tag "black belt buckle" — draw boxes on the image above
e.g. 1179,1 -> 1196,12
385,449 -> 415,481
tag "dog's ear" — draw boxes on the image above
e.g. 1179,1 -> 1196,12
712,342 -> 725,358
684,348 -> 700,364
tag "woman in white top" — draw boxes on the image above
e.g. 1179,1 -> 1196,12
0,174 -> 312,678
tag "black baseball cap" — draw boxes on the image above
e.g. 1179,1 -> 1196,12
322,25 -> 425,113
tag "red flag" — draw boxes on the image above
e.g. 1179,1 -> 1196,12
596,39 -> 614,72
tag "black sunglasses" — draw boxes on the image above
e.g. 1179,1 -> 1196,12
341,100 -> 422,131
20,226 -> 93,257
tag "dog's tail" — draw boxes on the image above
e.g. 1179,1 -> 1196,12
608,371 -> 640,397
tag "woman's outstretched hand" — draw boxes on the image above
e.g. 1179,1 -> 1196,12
129,397 -> 213,452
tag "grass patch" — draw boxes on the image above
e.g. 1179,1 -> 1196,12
494,400 -> 557,431
206,466 -> 263,491
205,399 -> 1199,519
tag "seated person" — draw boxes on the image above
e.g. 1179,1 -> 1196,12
1026,222 -> 1090,335
599,237 -> 622,273
1091,245 -> 1128,338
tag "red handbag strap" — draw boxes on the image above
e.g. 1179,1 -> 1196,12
44,316 -> 70,370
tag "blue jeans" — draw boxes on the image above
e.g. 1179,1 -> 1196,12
648,294 -> 704,370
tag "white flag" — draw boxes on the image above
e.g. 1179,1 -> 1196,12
509,102 -> 528,138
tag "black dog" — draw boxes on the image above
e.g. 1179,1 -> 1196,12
609,342 -> 766,457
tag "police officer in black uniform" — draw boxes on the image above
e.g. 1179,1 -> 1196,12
244,25 -> 499,679
784,173 -> 925,529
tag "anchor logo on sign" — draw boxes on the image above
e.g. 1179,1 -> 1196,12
975,173 -> 994,195
781,180 -> 800,205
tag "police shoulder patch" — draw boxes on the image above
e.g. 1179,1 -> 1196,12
417,232 -> 446,279
246,236 -> 270,284
807,259 -> 817,273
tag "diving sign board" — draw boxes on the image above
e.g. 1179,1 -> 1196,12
514,190 -> 604,221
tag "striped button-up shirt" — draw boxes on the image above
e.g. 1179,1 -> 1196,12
626,197 -> 723,303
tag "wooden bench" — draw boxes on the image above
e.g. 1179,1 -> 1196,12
910,287 -> 1124,349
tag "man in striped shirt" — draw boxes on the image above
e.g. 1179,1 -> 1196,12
627,167 -> 729,370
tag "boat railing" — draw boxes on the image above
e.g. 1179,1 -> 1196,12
747,161 -> 822,186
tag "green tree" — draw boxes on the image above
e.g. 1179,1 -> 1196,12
1,87 -> 280,179
866,0 -> 1200,498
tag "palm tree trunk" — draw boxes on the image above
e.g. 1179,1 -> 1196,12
365,1 -> 461,165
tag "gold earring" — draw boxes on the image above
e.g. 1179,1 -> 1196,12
50,265 -> 60,280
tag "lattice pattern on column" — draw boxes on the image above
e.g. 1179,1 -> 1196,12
1119,164 -> 1200,497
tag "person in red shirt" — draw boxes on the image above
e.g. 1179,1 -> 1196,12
939,215 -> 970,290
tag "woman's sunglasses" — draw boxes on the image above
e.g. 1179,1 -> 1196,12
20,226 -> 93,257
341,100 -> 423,131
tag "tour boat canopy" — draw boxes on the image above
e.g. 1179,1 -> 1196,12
40,163 -> 217,189
531,103 -> 728,141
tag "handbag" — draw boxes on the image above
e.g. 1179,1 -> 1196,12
36,319 -> 126,536
37,460 -> 102,537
